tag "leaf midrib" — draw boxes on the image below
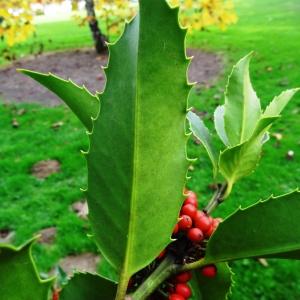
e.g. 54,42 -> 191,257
122,13 -> 141,281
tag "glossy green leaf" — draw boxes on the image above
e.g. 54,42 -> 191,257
98,257 -> 119,283
263,88 -> 300,117
190,263 -> 233,300
0,239 -> 54,300
60,272 -> 117,300
219,116 -> 278,193
190,277 -> 203,300
214,105 -> 229,146
19,70 -> 99,131
87,0 -> 189,293
205,191 -> 300,263
224,53 -> 261,146
266,249 -> 300,260
187,111 -> 218,177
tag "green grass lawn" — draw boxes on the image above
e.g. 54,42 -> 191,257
1,0 -> 300,298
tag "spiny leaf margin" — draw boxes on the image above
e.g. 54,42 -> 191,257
85,0 -> 192,291
205,189 -> 300,263
0,237 -> 55,300
19,69 -> 100,131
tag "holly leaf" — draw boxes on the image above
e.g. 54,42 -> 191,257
98,257 -> 119,283
60,272 -> 117,300
219,116 -> 278,194
87,0 -> 190,292
190,263 -> 233,300
224,52 -> 261,146
189,277 -> 203,300
187,111 -> 218,177
214,105 -> 229,146
263,88 -> 300,117
205,190 -> 300,264
0,238 -> 54,300
19,70 -> 99,131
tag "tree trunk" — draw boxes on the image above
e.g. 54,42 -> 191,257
85,0 -> 107,54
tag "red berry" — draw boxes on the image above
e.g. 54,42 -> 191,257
183,197 -> 198,208
194,210 -> 205,219
181,204 -> 197,219
205,217 -> 221,237
205,224 -> 215,237
173,223 -> 179,235
194,214 -> 212,232
175,283 -> 192,298
187,227 -> 204,242
52,290 -> 59,300
175,271 -> 192,283
185,190 -> 197,200
169,294 -> 185,300
178,215 -> 192,231
213,218 -> 223,227
201,265 -> 217,278
204,216 -> 213,235
205,225 -> 215,237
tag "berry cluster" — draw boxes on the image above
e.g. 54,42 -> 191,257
127,190 -> 220,299
164,190 -> 220,299
168,271 -> 192,300
167,265 -> 217,300
174,190 -> 221,245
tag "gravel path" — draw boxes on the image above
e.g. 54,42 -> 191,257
0,48 -> 222,106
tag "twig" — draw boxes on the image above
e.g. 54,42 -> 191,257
131,255 -> 179,300
204,183 -> 227,215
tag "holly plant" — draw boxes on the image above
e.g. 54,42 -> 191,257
1,0 -> 300,299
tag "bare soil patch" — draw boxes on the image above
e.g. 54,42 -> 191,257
38,227 -> 57,245
58,253 -> 100,275
0,48 -> 222,106
31,159 -> 61,179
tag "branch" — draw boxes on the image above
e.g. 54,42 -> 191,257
204,183 -> 228,214
130,255 -> 179,300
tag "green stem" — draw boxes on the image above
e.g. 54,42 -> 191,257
131,256 -> 179,300
129,256 -> 212,299
180,258 -> 207,271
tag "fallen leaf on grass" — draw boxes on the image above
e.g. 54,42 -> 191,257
11,118 -> 19,128
51,121 -> 64,130
71,200 -> 89,220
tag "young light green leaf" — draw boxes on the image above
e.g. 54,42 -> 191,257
60,273 -> 117,300
19,70 -> 100,131
187,111 -> 218,177
263,88 -> 300,117
214,105 -> 229,146
205,190 -> 300,263
87,0 -> 190,295
224,52 -> 261,146
0,239 -> 54,300
219,116 -> 278,194
190,263 -> 233,300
